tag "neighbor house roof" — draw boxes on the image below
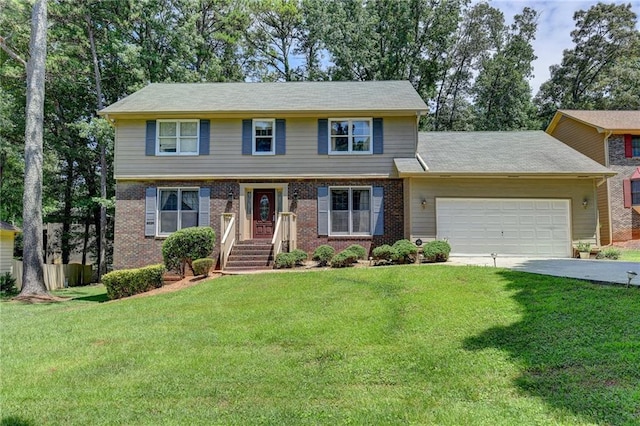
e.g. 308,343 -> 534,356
546,110 -> 640,134
99,81 -> 428,117
0,221 -> 20,233
395,131 -> 615,177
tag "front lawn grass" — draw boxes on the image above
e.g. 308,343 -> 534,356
619,248 -> 640,262
2,266 -> 639,425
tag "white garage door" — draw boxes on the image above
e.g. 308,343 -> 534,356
436,198 -> 571,257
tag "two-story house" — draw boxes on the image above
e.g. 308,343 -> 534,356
547,110 -> 640,245
100,81 -> 613,270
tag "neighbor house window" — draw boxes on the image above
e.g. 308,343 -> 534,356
158,188 -> 199,234
632,180 -> 640,205
330,187 -> 371,235
253,119 -> 275,155
329,119 -> 372,154
157,120 -> 199,155
633,136 -> 640,157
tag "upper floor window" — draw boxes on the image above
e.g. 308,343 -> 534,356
329,118 -> 372,154
632,136 -> 640,157
253,119 -> 275,155
158,188 -> 199,234
157,120 -> 199,155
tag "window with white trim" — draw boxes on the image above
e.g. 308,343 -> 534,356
157,120 -> 199,155
330,187 -> 371,235
329,118 -> 372,154
158,188 -> 199,234
632,180 -> 640,205
633,136 -> 640,157
253,119 -> 275,155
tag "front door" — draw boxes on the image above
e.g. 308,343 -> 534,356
253,189 -> 275,239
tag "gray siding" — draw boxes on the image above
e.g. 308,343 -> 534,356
114,116 -> 416,178
408,177 -> 599,245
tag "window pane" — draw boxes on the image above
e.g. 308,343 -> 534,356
255,137 -> 272,152
331,211 -> 349,233
254,121 -> 273,136
159,122 -> 177,136
160,212 -> 178,233
331,190 -> 349,210
632,180 -> 640,205
632,137 -> 640,157
332,137 -> 349,151
331,121 -> 348,135
180,122 -> 197,137
352,210 -> 370,233
161,190 -> 178,211
182,212 -> 198,229
352,137 -> 370,152
159,138 -> 177,152
181,138 -> 198,153
352,189 -> 370,210
352,120 -> 370,135
181,191 -> 199,211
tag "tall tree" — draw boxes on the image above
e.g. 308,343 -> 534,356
19,0 -> 48,298
535,3 -> 640,125
472,7 -> 539,130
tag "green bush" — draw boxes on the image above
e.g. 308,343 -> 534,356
372,244 -> 396,263
596,247 -> 621,260
0,272 -> 18,295
274,252 -> 296,269
330,250 -> 358,268
312,245 -> 335,266
392,239 -> 418,264
345,244 -> 367,260
102,264 -> 166,300
422,240 -> 451,262
192,258 -> 214,275
290,249 -> 308,265
162,227 -> 216,277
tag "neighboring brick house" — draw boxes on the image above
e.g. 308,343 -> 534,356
547,110 -> 640,245
101,82 -> 613,270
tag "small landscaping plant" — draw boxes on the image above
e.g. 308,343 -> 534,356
162,227 -> 216,278
596,247 -> 621,260
345,244 -> 367,261
422,240 -> 451,263
0,272 -> 18,296
192,258 -> 214,276
290,249 -> 308,265
330,250 -> 358,268
102,264 -> 166,300
312,245 -> 335,266
576,241 -> 591,252
392,239 -> 418,264
274,252 -> 296,269
372,244 -> 396,264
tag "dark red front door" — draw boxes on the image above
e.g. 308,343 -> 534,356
253,189 -> 275,238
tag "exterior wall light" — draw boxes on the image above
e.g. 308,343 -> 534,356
227,189 -> 234,202
582,199 -> 588,209
421,199 -> 427,209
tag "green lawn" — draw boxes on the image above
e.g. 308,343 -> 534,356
620,248 -> 640,262
2,266 -> 639,425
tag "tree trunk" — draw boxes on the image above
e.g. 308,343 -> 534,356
19,0 -> 48,297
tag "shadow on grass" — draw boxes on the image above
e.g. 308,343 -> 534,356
72,292 -> 109,303
1,416 -> 35,426
464,270 -> 640,425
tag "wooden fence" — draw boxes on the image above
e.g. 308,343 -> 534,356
12,260 -> 93,291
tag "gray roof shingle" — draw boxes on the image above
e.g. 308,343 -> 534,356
416,131 -> 613,175
0,221 -> 20,232
100,81 -> 428,115
557,110 -> 640,130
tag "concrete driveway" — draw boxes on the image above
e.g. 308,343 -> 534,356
447,256 -> 640,286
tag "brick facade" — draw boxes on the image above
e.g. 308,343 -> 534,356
114,179 -> 404,270
608,136 -> 640,241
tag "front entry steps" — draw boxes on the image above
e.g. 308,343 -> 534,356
224,239 -> 274,272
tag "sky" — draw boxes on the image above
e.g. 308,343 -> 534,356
487,0 -> 640,96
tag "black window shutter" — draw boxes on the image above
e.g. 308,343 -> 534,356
275,119 -> 286,155
242,119 -> 252,155
318,119 -> 328,155
373,118 -> 383,154
145,121 -> 156,156
199,120 -> 210,155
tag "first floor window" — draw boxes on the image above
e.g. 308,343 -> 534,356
157,120 -> 199,154
159,189 -> 199,234
633,136 -> 640,157
253,119 -> 275,154
329,118 -> 372,154
632,180 -> 640,205
330,187 -> 371,235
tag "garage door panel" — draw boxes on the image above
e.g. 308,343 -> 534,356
436,198 -> 571,257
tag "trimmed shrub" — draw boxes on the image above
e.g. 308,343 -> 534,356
290,249 -> 308,265
312,245 -> 335,266
275,252 -> 296,269
422,240 -> 451,262
392,239 -> 418,264
0,272 -> 18,295
192,258 -> 214,275
596,247 -> 621,260
162,227 -> 216,277
102,264 -> 166,300
330,250 -> 358,268
372,244 -> 396,263
345,244 -> 367,261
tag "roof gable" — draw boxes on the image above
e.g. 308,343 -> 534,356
547,110 -> 640,134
